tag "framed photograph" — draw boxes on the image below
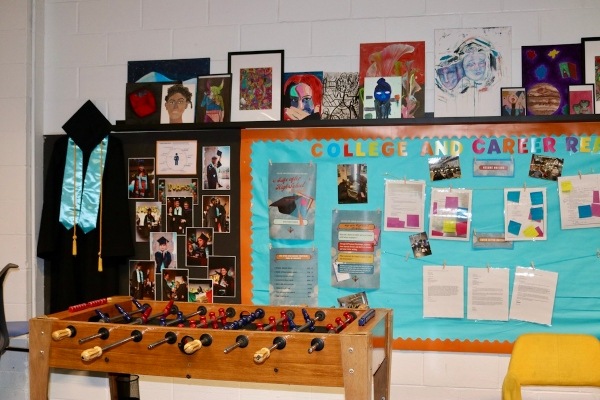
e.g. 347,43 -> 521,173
228,50 -> 284,122
196,74 -> 232,123
568,84 -> 595,114
582,37 -> 600,114
500,87 -> 526,116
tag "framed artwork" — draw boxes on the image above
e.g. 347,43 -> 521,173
228,50 -> 284,122
582,37 -> 600,114
434,27 -> 512,117
196,74 -> 232,123
282,71 -> 323,120
500,87 -> 526,116
125,82 -> 163,125
522,43 -> 583,116
568,84 -> 595,114
359,41 -> 425,118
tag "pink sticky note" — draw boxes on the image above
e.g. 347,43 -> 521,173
594,191 -> 600,204
535,226 -> 544,237
406,214 -> 420,227
432,202 -> 438,214
386,217 -> 404,228
592,203 -> 600,217
456,221 -> 468,236
431,230 -> 443,236
445,196 -> 459,209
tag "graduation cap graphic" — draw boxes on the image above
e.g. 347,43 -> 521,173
157,236 -> 169,245
270,195 -> 300,215
198,232 -> 209,242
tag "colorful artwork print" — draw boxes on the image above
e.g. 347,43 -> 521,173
569,84 -> 594,114
239,67 -> 272,110
362,77 -> 402,119
282,72 -> 323,120
359,41 -> 425,118
321,72 -> 360,120
196,74 -> 231,123
434,27 -> 511,117
595,56 -> 600,101
521,43 -> 583,115
501,88 -> 526,116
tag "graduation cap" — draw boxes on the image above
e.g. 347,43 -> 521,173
198,233 -> 209,243
157,236 -> 169,245
269,195 -> 299,215
216,150 -> 222,157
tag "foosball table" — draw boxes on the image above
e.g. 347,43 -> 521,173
29,296 -> 393,400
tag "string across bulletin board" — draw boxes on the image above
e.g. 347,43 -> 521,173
240,122 -> 600,353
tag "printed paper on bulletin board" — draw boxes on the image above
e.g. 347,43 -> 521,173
239,123 -> 600,353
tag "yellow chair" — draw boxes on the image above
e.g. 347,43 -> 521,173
502,333 -> 600,400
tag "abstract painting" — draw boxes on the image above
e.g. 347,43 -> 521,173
282,71 -> 323,120
434,27 -> 511,117
359,41 -> 425,118
521,43 -> 583,115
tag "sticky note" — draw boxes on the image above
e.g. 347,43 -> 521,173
530,191 -> 544,206
406,214 -> 420,227
432,202 -> 438,214
523,225 -> 539,238
445,196 -> 459,209
507,220 -> 521,236
578,204 -> 592,218
386,218 -> 404,228
560,181 -> 572,192
443,220 -> 457,233
456,221 -> 468,236
431,230 -> 443,236
535,226 -> 544,237
507,191 -> 520,203
530,207 -> 544,221
592,203 -> 600,217
594,191 -> 600,204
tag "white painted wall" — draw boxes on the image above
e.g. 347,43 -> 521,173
2,0 -> 600,399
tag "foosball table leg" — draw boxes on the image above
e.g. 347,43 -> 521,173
29,318 -> 53,400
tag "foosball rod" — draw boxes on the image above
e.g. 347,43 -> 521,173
78,327 -> 110,345
223,334 -> 249,354
147,331 -> 177,350
81,329 -> 144,361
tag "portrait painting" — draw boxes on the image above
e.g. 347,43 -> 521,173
321,72 -> 360,120
282,71 -> 323,121
500,87 -> 526,116
128,158 -> 155,199
521,43 -> 583,115
196,74 -> 232,123
362,76 -> 403,119
434,27 -> 512,117
568,84 -> 594,114
134,201 -> 161,242
160,83 -> 196,124
359,41 -> 425,118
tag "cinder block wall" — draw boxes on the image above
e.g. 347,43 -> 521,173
3,1 -> 600,399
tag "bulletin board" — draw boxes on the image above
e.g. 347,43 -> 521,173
239,120 -> 600,353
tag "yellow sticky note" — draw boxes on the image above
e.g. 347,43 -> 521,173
443,220 -> 457,233
523,225 -> 539,238
560,180 -> 572,192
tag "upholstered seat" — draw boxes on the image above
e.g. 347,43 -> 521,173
0,263 -> 29,355
502,332 -> 600,400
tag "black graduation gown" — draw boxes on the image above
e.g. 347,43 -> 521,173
37,101 -> 134,313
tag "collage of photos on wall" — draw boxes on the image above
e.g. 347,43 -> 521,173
123,129 -> 240,306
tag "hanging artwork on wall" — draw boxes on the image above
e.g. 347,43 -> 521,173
521,43 -> 583,115
321,72 -> 360,120
500,87 -> 526,116
434,27 -> 512,117
581,37 -> 600,114
282,71 -> 323,120
568,84 -> 595,114
359,41 -> 425,118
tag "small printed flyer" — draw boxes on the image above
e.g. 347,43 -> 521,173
269,247 -> 318,306
268,163 -> 316,240
331,210 -> 381,289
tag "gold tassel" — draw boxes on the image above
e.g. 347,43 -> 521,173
98,253 -> 103,272
72,231 -> 77,256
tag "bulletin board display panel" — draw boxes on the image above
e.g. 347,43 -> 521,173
240,122 -> 600,353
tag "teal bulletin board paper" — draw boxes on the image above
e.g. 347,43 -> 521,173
249,133 -> 600,343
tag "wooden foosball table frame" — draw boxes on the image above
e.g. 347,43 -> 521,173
29,297 -> 392,400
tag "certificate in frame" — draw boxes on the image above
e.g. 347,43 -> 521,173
228,50 -> 284,122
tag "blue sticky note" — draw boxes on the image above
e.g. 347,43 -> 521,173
530,191 -> 544,206
578,204 -> 593,218
507,191 -> 520,203
530,207 -> 544,221
507,220 -> 522,236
